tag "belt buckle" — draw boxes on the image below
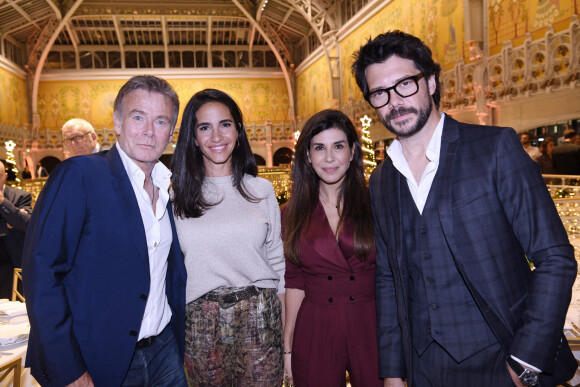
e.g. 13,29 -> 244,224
217,292 -> 239,309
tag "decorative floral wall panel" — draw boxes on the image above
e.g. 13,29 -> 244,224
295,55 -> 332,122
37,78 -> 290,131
489,0 -> 578,54
0,68 -> 27,128
339,0 -> 465,106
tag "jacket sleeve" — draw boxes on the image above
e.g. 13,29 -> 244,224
496,128 -> 577,372
23,161 -> 89,386
371,167 -> 407,379
0,190 -> 32,232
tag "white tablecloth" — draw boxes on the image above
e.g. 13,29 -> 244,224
0,300 -> 39,387
0,339 -> 38,387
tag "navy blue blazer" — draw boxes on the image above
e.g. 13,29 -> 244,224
23,146 -> 186,386
371,117 -> 577,385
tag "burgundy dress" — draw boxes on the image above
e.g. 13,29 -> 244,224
285,201 -> 382,386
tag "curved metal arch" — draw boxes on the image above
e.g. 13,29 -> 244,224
288,0 -> 340,101
31,0 -> 85,132
232,0 -> 296,121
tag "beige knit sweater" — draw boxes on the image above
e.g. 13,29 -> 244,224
174,174 -> 285,304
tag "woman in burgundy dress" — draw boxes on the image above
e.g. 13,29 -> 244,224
282,109 -> 382,386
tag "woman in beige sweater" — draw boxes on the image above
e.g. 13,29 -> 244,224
171,88 -> 285,386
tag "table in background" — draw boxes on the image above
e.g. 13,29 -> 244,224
0,301 -> 38,387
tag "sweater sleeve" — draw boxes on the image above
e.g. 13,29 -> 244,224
264,181 -> 285,294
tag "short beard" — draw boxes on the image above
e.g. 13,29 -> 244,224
380,100 -> 432,138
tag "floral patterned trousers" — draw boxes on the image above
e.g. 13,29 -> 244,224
184,286 -> 284,386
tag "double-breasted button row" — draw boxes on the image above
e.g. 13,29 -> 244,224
327,296 -> 356,303
326,273 -> 358,303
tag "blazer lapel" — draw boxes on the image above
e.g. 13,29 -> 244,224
382,160 -> 404,271
303,201 -> 351,270
436,117 -> 460,257
107,145 -> 149,266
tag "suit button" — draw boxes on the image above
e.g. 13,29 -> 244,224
350,275 -> 355,281
129,330 -> 138,337
328,276 -> 332,280
430,303 -> 437,310
426,277 -> 434,284
140,294 -> 147,301
401,269 -> 407,276
423,253 -> 431,260
419,227 -> 426,234
328,297 -> 333,303
349,296 -> 355,301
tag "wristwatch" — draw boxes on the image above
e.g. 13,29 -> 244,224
507,357 -> 542,387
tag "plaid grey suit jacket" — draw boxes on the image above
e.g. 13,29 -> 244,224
371,116 -> 577,386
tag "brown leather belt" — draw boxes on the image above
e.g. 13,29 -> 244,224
201,286 -> 260,309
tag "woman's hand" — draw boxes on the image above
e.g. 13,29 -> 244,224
284,353 -> 294,386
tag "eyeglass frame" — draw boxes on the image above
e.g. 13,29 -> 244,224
365,72 -> 425,109
63,132 -> 92,144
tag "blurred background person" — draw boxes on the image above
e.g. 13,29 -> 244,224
538,137 -> 555,174
519,132 -> 541,162
553,130 -> 580,175
35,161 -> 48,177
282,109 -> 381,386
0,161 -> 31,299
172,88 -> 285,386
21,164 -> 32,179
61,118 -> 100,157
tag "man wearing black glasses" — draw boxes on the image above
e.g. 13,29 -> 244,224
352,30 -> 577,387
61,118 -> 101,158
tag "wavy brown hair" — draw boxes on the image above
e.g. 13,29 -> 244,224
283,109 -> 374,265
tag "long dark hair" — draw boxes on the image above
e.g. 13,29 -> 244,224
283,109 -> 374,265
172,88 -> 258,218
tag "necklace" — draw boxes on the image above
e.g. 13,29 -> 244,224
145,175 -> 158,207
319,193 -> 339,209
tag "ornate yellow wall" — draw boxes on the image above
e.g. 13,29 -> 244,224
37,77 -> 290,130
340,0 -> 465,105
0,67 -> 27,127
489,0 -> 577,54
295,55 -> 333,122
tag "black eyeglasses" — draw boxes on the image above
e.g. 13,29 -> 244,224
64,132 -> 90,144
365,72 -> 425,109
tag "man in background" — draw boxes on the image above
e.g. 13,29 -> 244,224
553,130 -> 580,175
61,118 -> 100,158
24,76 -> 187,386
0,161 -> 31,299
519,132 -> 541,162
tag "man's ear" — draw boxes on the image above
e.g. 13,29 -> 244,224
427,74 -> 437,97
113,114 -> 122,135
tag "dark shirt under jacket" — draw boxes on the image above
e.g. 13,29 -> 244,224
552,142 -> 580,175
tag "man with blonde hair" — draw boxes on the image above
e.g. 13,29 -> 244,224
61,118 -> 100,157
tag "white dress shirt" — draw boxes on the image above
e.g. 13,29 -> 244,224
387,113 -> 445,214
116,143 -> 173,340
